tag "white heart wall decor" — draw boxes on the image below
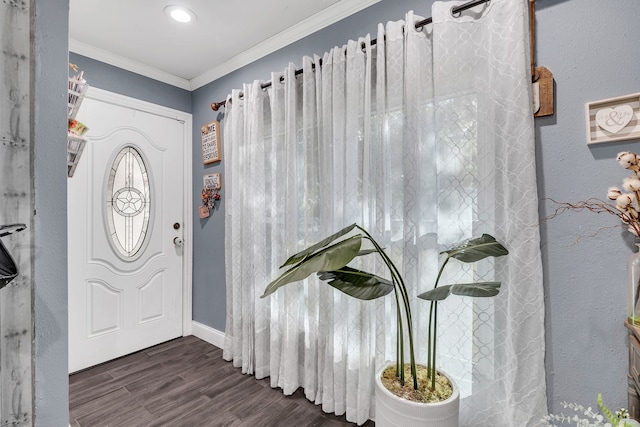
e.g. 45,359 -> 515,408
596,105 -> 634,134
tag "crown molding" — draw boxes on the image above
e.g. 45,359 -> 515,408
189,0 -> 381,90
69,39 -> 192,90
69,0 -> 380,92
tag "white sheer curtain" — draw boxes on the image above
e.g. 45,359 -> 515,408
223,1 -> 546,425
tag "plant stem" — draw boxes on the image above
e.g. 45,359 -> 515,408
396,307 -> 401,380
427,301 -> 433,378
393,284 -> 405,386
357,226 -> 418,390
434,257 -> 450,290
426,256 -> 449,390
431,301 -> 438,390
392,270 -> 417,389
633,169 -> 640,236
383,252 -> 413,386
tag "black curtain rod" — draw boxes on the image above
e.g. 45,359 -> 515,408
211,0 -> 491,111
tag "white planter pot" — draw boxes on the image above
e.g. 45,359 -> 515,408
375,363 -> 460,427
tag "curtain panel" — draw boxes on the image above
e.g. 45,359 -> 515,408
223,1 -> 546,425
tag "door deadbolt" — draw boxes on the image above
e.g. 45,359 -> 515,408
173,223 -> 181,230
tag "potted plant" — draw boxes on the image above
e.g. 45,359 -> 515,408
261,223 -> 509,425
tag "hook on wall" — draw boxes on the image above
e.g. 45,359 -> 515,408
0,223 -> 26,289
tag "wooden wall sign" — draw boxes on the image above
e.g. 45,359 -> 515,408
586,93 -> 640,144
533,66 -> 554,118
201,120 -> 221,164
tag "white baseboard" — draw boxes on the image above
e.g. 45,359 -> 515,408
191,321 -> 225,349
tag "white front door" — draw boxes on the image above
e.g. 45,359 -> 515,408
68,88 -> 192,373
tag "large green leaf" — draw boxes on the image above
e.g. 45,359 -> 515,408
280,223 -> 357,268
357,248 -> 379,257
418,282 -> 501,301
443,234 -> 508,263
318,267 -> 394,300
418,285 -> 454,301
451,282 -> 501,298
262,235 -> 362,298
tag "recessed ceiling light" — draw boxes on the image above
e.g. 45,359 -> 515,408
164,5 -> 196,23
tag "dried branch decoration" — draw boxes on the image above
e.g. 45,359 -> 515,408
547,151 -> 640,238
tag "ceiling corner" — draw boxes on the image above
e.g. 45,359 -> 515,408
69,38 -> 193,91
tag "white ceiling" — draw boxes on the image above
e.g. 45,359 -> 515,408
69,0 -> 380,91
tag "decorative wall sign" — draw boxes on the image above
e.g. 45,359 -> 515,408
201,172 -> 222,217
533,66 -> 554,118
203,173 -> 221,190
586,93 -> 640,144
201,120 -> 221,164
199,205 -> 210,219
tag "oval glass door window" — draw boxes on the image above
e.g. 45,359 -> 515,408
106,146 -> 152,259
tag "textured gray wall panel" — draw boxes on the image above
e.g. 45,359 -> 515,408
0,0 -> 33,425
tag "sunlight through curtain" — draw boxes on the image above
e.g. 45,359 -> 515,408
223,1 -> 546,425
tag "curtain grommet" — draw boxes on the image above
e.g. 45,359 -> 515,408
452,0 -> 491,19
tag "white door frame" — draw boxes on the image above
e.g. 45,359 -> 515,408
79,87 -> 193,337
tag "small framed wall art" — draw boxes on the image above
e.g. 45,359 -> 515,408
586,93 -> 640,144
203,172 -> 221,190
201,120 -> 221,164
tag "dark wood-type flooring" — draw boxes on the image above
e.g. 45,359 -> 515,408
69,335 -> 375,427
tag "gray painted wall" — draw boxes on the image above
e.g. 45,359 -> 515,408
69,53 -> 192,114
536,0 -> 640,414
32,0 -> 640,423
33,0 -> 69,425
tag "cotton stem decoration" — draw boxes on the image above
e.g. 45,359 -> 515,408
547,151 -> 640,238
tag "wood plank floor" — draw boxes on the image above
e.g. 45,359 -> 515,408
69,335 -> 375,426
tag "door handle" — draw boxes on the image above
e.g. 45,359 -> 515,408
173,237 -> 184,247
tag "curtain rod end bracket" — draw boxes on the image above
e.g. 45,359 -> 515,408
211,101 -> 225,111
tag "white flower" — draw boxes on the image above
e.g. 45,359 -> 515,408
624,176 -> 640,192
608,187 -> 622,200
618,151 -> 638,169
616,193 -> 634,210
